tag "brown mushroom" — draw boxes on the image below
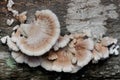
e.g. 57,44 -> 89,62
92,37 -> 119,63
40,34 -> 94,73
16,11 -> 27,23
92,43 -> 109,63
11,10 -> 60,56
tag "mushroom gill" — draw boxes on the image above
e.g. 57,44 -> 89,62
11,10 -> 60,56
40,34 -> 94,73
11,51 -> 41,67
92,37 -> 119,63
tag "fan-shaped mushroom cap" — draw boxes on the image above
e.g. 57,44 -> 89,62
53,35 -> 70,51
92,37 -> 119,63
7,19 -> 14,26
6,36 -> 19,51
40,34 -> 93,73
40,48 -> 77,73
11,51 -> 41,67
11,10 -> 60,56
13,25 -> 19,31
11,51 -> 25,63
1,36 -> 9,44
109,44 -> 119,55
101,37 -> 117,46
92,43 -> 109,63
1,36 -> 19,51
16,11 -> 27,23
70,35 -> 93,67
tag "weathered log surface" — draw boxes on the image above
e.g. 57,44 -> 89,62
0,0 -> 120,80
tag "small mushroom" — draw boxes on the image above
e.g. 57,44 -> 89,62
1,36 -> 19,51
92,43 -> 109,63
40,48 -> 76,72
16,11 -> 27,23
70,34 -> 93,67
53,35 -> 70,51
101,37 -> 117,46
1,36 -> 9,44
7,19 -> 14,26
11,10 -> 60,56
7,0 -> 19,16
7,0 -> 14,10
11,51 -> 41,67
11,51 -> 25,63
109,44 -> 119,55
6,36 -> 19,51
40,33 -> 94,73
92,37 -> 119,63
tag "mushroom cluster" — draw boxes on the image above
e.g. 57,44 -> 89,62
0,0 -> 119,73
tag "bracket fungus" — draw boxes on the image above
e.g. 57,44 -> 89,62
1,36 -> 19,51
11,51 -> 41,67
1,0 -> 119,73
92,37 -> 119,63
53,35 -> 70,51
11,10 -> 60,56
40,34 -> 94,73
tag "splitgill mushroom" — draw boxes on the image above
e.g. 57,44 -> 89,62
40,34 -> 94,73
16,11 -> 27,23
7,0 -> 19,17
1,1 -> 119,73
11,10 -> 60,56
7,19 -> 14,26
53,35 -> 70,51
92,37 -> 119,63
1,36 -> 9,44
11,51 -> 41,67
1,36 -> 19,51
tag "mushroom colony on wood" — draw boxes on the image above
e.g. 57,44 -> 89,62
0,0 -> 119,73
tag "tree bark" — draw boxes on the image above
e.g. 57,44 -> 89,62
0,0 -> 120,80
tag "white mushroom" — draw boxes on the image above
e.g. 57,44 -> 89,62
6,19 -> 14,26
7,0 -> 19,16
92,37 -> 119,63
16,11 -> 27,23
53,35 -> 70,51
1,36 -> 19,51
11,51 -> 25,63
109,44 -> 119,55
40,33 -> 94,73
101,37 -> 117,46
12,25 -> 19,31
7,0 -> 14,9
70,34 -> 93,67
12,10 -> 60,56
92,43 -> 109,63
1,36 -> 9,44
6,36 -> 19,51
40,49 -> 76,73
11,51 -> 41,67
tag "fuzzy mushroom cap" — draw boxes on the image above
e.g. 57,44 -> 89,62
11,51 -> 41,67
40,34 -> 94,73
92,37 -> 119,63
101,37 -> 117,46
53,35 -> 70,51
1,36 -> 19,51
40,48 -> 77,73
16,11 -> 27,23
11,10 -> 60,56
92,43 -> 109,63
